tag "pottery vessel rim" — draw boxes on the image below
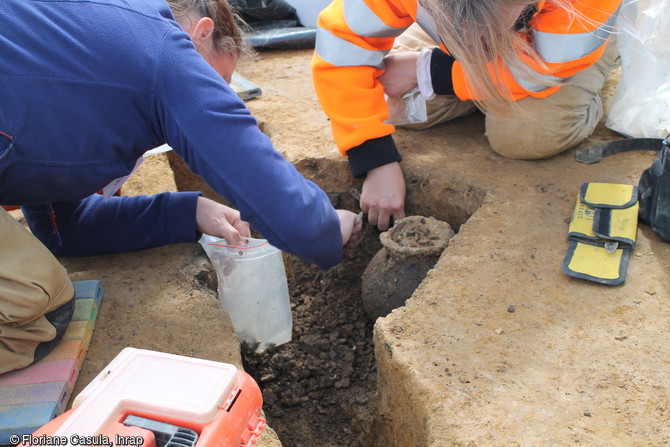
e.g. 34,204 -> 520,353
379,215 -> 454,256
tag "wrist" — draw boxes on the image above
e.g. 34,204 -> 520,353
346,135 -> 402,178
417,49 -> 436,100
430,48 -> 457,96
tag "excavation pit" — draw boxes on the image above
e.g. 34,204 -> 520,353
241,223 -> 381,447
168,150 -> 484,447
239,207 -> 475,447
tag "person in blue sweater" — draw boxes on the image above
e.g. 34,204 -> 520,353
0,0 -> 361,373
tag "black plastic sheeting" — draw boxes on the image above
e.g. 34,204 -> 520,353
245,19 -> 316,49
231,0 -> 296,22
231,1 -> 317,49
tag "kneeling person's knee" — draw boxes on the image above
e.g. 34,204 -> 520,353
486,118 -> 572,160
0,208 -> 75,373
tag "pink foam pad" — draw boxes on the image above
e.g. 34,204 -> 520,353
0,359 -> 78,387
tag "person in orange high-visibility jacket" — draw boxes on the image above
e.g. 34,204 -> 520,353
312,0 -> 622,230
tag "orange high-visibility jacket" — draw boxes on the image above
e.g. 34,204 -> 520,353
311,0 -> 621,176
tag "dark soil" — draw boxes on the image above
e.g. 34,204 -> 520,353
242,223 -> 382,447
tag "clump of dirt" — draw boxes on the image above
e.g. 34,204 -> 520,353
242,223 -> 382,447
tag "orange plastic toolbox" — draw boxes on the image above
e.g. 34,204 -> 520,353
29,348 -> 265,447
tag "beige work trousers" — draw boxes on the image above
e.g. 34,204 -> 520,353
0,207 -> 74,374
392,23 -> 621,159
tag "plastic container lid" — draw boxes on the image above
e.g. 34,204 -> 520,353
55,348 -> 238,439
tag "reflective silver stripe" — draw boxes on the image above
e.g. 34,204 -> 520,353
343,0 -> 407,37
508,64 -> 564,93
415,5 -> 441,45
315,26 -> 387,69
531,7 -> 619,63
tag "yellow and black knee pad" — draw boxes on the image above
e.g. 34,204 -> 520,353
562,182 -> 638,286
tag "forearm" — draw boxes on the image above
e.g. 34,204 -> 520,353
23,192 -> 200,256
191,145 -> 345,269
311,0 -> 415,155
311,54 -> 397,154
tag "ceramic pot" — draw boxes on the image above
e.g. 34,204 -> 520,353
361,216 -> 454,321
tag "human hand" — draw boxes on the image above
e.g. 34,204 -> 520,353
360,162 -> 406,231
336,210 -> 364,246
196,196 -> 251,246
378,52 -> 420,98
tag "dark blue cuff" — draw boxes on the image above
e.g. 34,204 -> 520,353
346,135 -> 402,178
430,48 -> 456,96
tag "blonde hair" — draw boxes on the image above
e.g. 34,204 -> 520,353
420,0 -> 574,115
167,0 -> 250,56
